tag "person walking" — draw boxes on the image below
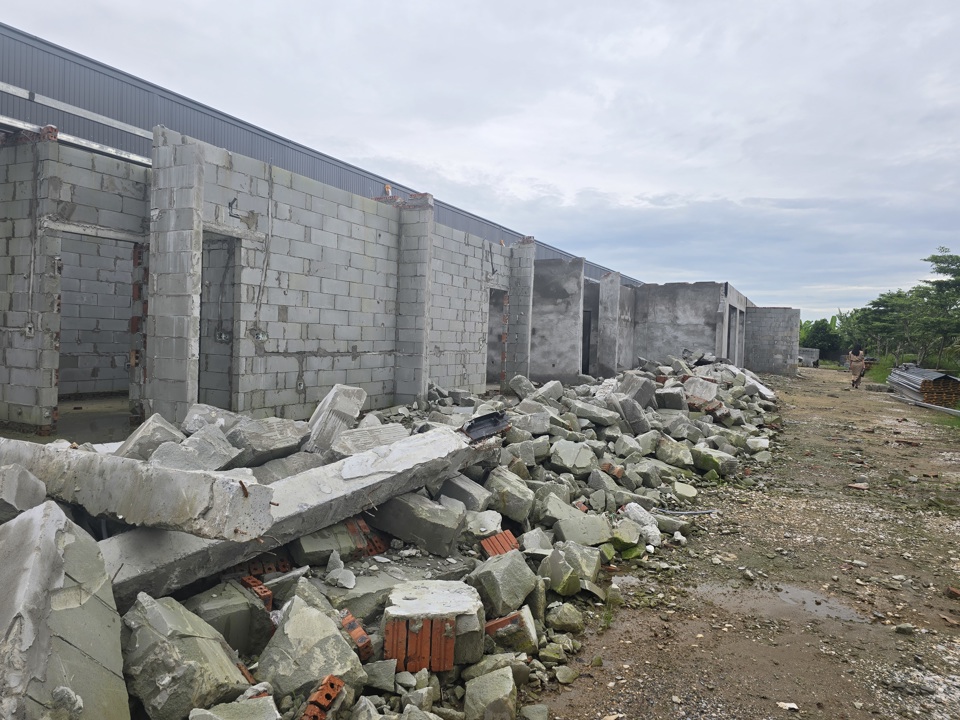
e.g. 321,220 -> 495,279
847,344 -> 866,389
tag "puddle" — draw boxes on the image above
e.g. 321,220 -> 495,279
693,581 -> 867,623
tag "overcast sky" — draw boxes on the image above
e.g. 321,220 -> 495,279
6,1 -> 959,320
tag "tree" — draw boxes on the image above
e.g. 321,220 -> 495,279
803,318 -> 841,357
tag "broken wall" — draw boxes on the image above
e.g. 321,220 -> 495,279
529,257 -> 584,383
744,306 -> 800,376
429,223 -> 510,392
147,128 -> 516,422
583,280 -> 600,376
0,139 -> 148,431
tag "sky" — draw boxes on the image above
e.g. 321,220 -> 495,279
5,1 -> 959,320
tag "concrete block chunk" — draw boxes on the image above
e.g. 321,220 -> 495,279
530,380 -> 563,403
552,515 -> 613,547
565,398 -> 620,426
549,440 -> 597,478
464,666 -> 517,720
303,384 -> 368,454
555,540 -> 602,583
0,463 -> 46,524
0,501 -> 129,720
684,376 -> 719,402
618,372 -> 656,407
225,417 -> 310,468
655,387 -> 687,411
466,549 -> 536,617
182,580 -> 275,657
0,438 -> 273,540
655,435 -> 694,469
367,492 -> 466,557
257,595 -> 366,696
439,473 -> 492,511
508,375 -> 536,399
113,413 -> 185,461
538,548 -> 580,596
181,404 -> 246,436
484,466 -> 535,523
690,446 -> 739,476
122,593 -> 248,720
149,423 -> 242,471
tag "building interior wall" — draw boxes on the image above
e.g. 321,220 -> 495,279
583,280 -> 600,376
58,234 -> 132,396
198,235 -> 236,409
635,282 -> 724,361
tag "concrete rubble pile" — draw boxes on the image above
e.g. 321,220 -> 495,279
0,356 -> 782,719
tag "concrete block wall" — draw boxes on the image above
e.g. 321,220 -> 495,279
530,258 -> 584,383
0,143 -> 48,427
430,223 -> 510,392
798,347 -> 820,366
744,307 -> 801,376
58,234 -> 133,395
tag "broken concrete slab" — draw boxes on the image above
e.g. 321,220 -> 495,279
690,445 -> 739,476
509,374 -> 536,399
327,423 -> 411,461
0,463 -> 46,524
383,580 -> 486,667
367,491 -> 466,557
102,427 -> 480,610
565,398 -> 621,426
0,438 -> 273,540
538,548 -> 580,596
122,592 -> 248,720
0,501 -> 129,720
530,380 -> 563,403
113,412 -> 185,461
250,451 -> 328,485
303,384 -> 368,454
257,595 -> 367,696
655,435 -> 694,469
149,423 -> 242,471
225,417 -> 310,468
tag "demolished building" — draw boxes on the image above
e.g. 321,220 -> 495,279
0,351 -> 784,719
0,23 -> 799,436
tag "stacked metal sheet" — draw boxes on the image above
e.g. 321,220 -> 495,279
888,365 -> 960,408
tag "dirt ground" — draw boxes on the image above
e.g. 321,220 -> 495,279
540,367 -> 960,720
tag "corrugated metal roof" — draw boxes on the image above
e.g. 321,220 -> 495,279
0,22 -> 644,284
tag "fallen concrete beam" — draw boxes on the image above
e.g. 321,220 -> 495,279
101,427 -> 491,611
0,438 -> 273,540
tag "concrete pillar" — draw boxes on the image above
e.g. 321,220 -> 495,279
503,237 -> 535,389
598,272 -> 621,378
529,257 -> 584,383
394,193 -> 435,407
144,127 -> 204,423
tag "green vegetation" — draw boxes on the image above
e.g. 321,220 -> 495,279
829,247 -> 960,371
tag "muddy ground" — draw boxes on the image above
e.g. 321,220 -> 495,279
541,367 -> 960,720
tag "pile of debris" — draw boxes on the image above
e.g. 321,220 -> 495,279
0,349 -> 781,720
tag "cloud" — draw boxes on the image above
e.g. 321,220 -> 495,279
4,0 -> 960,322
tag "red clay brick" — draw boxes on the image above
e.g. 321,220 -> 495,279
480,530 -> 519,557
340,611 -> 373,661
384,619 -> 407,668
485,612 -> 522,636
249,584 -> 273,611
429,617 -> 456,672
406,618 -> 432,672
